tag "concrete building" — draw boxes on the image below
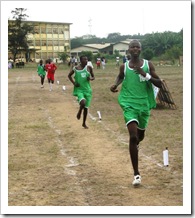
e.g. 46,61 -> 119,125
113,40 -> 132,56
8,20 -> 72,62
70,39 -> 137,57
70,43 -> 111,57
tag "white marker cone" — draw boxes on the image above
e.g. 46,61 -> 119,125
57,80 -> 60,84
62,85 -> 66,91
163,147 -> 169,166
97,111 -> 102,120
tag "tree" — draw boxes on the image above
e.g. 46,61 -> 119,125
8,8 -> 33,61
107,32 -> 121,42
141,48 -> 154,60
162,45 -> 182,61
141,31 -> 183,58
58,52 -> 69,63
70,31 -> 182,61
79,51 -> 93,61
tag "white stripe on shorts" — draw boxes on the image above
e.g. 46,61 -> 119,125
126,119 -> 139,126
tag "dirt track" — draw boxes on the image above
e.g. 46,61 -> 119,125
8,68 -> 183,209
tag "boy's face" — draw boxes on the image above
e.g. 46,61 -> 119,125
81,56 -> 88,65
129,41 -> 141,57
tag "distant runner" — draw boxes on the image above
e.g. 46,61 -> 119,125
68,55 -> 95,129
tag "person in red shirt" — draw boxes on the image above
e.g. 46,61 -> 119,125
96,58 -> 101,69
45,59 -> 57,91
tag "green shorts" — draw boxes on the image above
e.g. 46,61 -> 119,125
76,91 -> 92,108
123,106 -> 150,129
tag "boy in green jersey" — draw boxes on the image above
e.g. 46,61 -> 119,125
110,40 -> 162,186
68,56 -> 95,129
37,59 -> 46,88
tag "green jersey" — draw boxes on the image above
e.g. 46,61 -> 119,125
118,59 -> 156,111
37,64 -> 46,76
73,65 -> 92,96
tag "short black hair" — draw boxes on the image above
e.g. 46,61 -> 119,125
80,55 -> 87,62
129,39 -> 141,47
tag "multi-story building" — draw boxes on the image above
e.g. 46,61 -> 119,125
8,20 -> 72,62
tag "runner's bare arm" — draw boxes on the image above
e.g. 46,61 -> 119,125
148,61 -> 162,88
110,64 -> 125,92
87,66 -> 95,81
68,69 -> 80,87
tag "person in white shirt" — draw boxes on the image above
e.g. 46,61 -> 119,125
87,58 -> 94,69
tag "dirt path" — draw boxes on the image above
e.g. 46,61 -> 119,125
8,69 -> 183,208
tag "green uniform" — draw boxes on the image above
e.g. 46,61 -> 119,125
37,64 -> 46,77
73,66 -> 92,108
118,59 -> 156,129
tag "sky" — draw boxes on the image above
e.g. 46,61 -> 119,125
2,0 -> 190,38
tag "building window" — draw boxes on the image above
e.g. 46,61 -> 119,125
47,41 -> 53,46
59,28 -> 64,34
59,41 -> 64,46
35,41 -> 41,46
64,31 -> 69,40
54,46 -> 58,51
47,28 -> 52,34
42,40 -> 47,46
34,26 -> 39,34
28,41 -> 34,46
53,28 -> 58,34
53,40 -> 58,46
41,27 -> 46,34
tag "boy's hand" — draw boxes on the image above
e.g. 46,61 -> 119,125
87,77 -> 95,81
74,82 -> 80,87
110,85 -> 118,92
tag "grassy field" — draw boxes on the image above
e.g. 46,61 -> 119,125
7,61 -> 184,209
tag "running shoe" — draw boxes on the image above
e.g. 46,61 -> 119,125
132,175 -> 141,186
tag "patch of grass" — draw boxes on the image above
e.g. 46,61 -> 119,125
24,123 -> 49,129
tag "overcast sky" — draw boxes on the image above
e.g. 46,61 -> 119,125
2,0 -> 190,38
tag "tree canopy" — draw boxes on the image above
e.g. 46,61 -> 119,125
8,8 -> 33,61
70,30 -> 183,60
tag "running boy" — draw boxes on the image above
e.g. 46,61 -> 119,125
110,40 -> 162,186
37,59 -> 46,88
68,55 -> 95,129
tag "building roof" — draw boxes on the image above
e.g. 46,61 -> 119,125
70,40 -> 140,54
83,43 -> 111,49
9,19 -> 72,25
114,39 -> 140,45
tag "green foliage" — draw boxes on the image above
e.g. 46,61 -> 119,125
71,36 -> 106,49
107,32 -> 121,42
79,51 -> 93,61
114,49 -> 120,57
160,45 -> 183,62
71,30 -> 183,63
141,31 -> 183,58
8,8 -> 34,61
58,52 -> 69,63
141,48 -> 154,60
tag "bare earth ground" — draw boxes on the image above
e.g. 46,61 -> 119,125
8,65 -> 183,209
